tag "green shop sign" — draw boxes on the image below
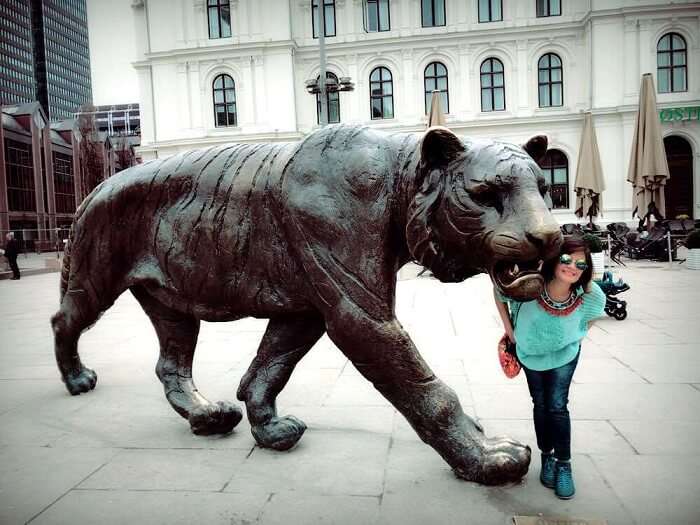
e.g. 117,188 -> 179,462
659,106 -> 700,122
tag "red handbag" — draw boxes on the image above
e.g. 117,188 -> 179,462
497,301 -> 521,378
498,334 -> 521,378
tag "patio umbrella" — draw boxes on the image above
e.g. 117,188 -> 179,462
427,90 -> 446,127
627,73 -> 670,220
417,91 -> 447,278
574,112 -> 605,221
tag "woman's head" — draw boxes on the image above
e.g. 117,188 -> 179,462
541,235 -> 593,289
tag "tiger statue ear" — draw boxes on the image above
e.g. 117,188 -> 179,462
419,127 -> 465,184
408,127 -> 464,269
522,135 -> 548,163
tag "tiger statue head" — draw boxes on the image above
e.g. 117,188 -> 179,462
406,127 -> 562,301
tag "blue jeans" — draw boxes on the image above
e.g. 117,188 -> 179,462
522,350 -> 580,461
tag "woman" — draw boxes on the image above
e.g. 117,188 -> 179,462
494,236 -> 605,499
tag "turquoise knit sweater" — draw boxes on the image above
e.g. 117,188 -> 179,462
497,282 -> 606,371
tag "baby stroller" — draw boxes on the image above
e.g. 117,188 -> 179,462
594,271 -> 630,321
606,222 -> 673,262
606,222 -> 629,266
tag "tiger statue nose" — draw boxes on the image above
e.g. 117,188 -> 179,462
525,227 -> 562,259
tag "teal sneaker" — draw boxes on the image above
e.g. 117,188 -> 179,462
540,453 -> 555,489
555,461 -> 575,499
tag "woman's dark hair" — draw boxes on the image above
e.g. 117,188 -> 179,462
541,235 -> 593,290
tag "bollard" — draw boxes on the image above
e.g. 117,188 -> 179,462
667,230 -> 673,268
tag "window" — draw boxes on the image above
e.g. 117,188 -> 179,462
364,0 -> 390,32
480,58 -> 505,111
536,0 -> 560,17
478,0 -> 502,23
53,151 -> 75,214
316,72 -> 341,124
212,74 -> 237,127
5,139 -> 35,212
538,149 -> 569,209
207,0 -> 231,39
538,53 -> 563,107
421,0 -> 445,27
369,66 -> 393,119
312,0 -> 336,38
424,62 -> 449,114
657,33 -> 687,93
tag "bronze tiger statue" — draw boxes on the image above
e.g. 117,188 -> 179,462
51,125 -> 561,485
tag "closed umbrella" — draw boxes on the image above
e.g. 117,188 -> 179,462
418,90 -> 447,278
627,73 -> 670,221
574,112 -> 605,222
427,90 -> 446,127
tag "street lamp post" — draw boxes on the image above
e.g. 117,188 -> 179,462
307,2 -> 354,126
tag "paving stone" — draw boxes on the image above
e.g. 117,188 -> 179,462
287,405 -> 395,435
79,448 -> 250,491
0,446 -> 117,525
259,493 -> 380,525
573,357 -> 647,384
381,441 -> 632,524
223,431 -> 389,496
0,379 -> 62,415
569,384 -> 700,420
31,490 -> 269,525
607,344 -> 700,383
610,419 -> 700,455
482,419 -> 637,455
591,454 -> 700,525
470,384 -> 535,419
276,368 -> 341,407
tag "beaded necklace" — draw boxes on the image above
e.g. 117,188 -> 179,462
537,284 -> 583,316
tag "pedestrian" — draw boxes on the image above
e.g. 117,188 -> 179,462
493,235 -> 605,499
2,232 -> 21,280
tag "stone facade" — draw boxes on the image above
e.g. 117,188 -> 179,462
124,0 -> 700,223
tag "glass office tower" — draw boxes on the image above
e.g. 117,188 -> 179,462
1,0 -> 92,121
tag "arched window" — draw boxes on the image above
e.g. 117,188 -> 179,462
207,0 -> 231,39
316,72 -> 340,124
421,0 -> 445,27
312,0 -> 336,38
424,62 -> 449,114
538,149 -> 569,209
213,74 -> 236,127
657,33 -> 687,93
370,67 -> 393,119
538,53 -> 563,107
480,58 -> 505,111
364,0 -> 390,32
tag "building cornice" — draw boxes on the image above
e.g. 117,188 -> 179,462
133,39 -> 299,68
581,2 -> 700,25
137,130 -> 305,153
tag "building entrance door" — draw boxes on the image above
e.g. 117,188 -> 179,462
663,135 -> 694,219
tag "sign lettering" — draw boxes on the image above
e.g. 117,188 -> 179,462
659,106 -> 700,122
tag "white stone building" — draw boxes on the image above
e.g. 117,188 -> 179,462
126,0 -> 700,223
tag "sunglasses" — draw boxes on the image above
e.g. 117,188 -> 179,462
559,253 -> 588,271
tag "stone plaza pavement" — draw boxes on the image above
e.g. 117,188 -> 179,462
0,260 -> 698,524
